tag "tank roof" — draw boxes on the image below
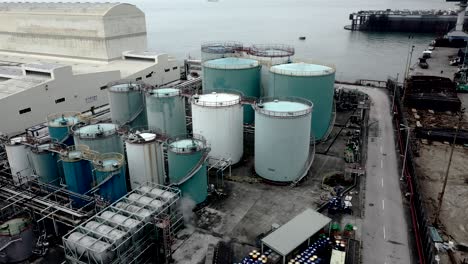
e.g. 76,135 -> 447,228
149,88 -> 180,97
168,138 -> 205,154
0,217 -> 31,236
48,115 -> 80,127
74,123 -> 118,138
270,63 -> 335,76
109,83 -> 140,93
94,153 -> 124,171
256,98 -> 312,117
193,92 -> 241,107
203,57 -> 259,69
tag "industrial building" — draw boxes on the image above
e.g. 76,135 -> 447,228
0,2 -> 367,261
0,2 -> 180,135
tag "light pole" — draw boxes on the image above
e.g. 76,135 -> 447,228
433,110 -> 464,225
391,73 -> 400,113
400,124 -> 411,181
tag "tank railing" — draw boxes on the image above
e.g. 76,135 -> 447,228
105,79 -> 146,93
318,99 -> 337,143
291,134 -> 316,187
92,153 -> 124,172
191,93 -> 242,107
201,41 -> 243,54
146,87 -> 181,98
46,111 -> 81,125
254,97 -> 313,118
166,134 -> 207,154
248,44 -> 295,57
270,67 -> 335,76
202,60 -> 260,70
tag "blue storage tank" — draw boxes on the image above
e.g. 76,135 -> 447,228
146,88 -> 186,137
92,153 -> 127,203
72,123 -> 124,154
202,58 -> 261,124
29,143 -> 61,186
269,63 -> 335,140
46,112 -> 81,145
108,83 -> 147,129
167,135 -> 209,204
60,145 -> 94,196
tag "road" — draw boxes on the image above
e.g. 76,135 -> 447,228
340,84 -> 411,264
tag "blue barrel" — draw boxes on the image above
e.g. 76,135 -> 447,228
60,145 -> 93,195
47,112 -> 81,146
92,153 -> 127,203
29,144 -> 60,186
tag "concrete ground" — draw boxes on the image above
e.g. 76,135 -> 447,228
172,103 -> 366,263
410,47 -> 459,79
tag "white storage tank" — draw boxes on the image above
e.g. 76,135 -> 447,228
126,193 -> 163,211
191,91 -> 243,164
125,131 -> 165,190
139,186 -> 177,203
65,232 -> 113,264
115,202 -> 152,220
84,221 -> 126,243
99,211 -> 141,231
254,97 -> 313,182
4,137 -> 31,185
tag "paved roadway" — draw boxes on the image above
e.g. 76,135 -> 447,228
340,85 -> 411,264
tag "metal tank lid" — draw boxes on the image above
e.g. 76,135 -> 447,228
93,153 -> 124,172
270,62 -> 335,76
126,132 -> 157,144
255,97 -> 313,117
109,83 -> 140,92
192,92 -> 241,107
167,133 -> 207,154
148,87 -> 180,98
203,57 -> 259,69
47,112 -> 81,127
30,143 -> 51,154
61,145 -> 92,161
0,217 -> 31,236
74,123 -> 118,138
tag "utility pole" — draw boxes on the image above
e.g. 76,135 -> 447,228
400,124 -> 411,181
433,110 -> 464,225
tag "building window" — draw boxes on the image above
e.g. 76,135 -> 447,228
136,77 -> 142,81
146,72 -> 154,78
100,85 -> 108,90
164,69 -> 170,72
55,97 -> 65,104
173,66 -> 178,70
19,107 -> 31,114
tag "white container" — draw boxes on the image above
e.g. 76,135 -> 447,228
84,221 -> 126,243
115,202 -> 152,220
127,193 -> 163,210
191,92 -> 243,164
139,186 -> 177,202
99,211 -> 141,231
4,137 -> 31,185
125,132 -> 165,190
66,232 -> 114,263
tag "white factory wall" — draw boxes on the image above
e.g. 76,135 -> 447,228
0,70 -> 119,135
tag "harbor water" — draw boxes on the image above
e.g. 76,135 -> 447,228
133,0 -> 453,81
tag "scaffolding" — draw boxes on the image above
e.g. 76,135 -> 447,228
63,184 -> 183,264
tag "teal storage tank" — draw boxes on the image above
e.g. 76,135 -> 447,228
29,143 -> 61,186
254,97 -> 313,183
60,145 -> 94,196
108,83 -> 147,129
201,42 -> 243,62
146,88 -> 186,137
92,153 -> 127,203
46,112 -> 81,145
269,62 -> 335,140
73,123 -> 124,154
167,135 -> 209,204
202,58 -> 261,124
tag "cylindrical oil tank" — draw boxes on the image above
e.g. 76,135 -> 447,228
92,153 -> 127,203
4,137 -> 31,185
201,42 -> 243,62
191,91 -> 243,164
0,217 -> 34,263
65,232 -> 113,264
60,145 -> 94,195
108,83 -> 147,129
269,62 -> 335,140
254,97 -> 313,182
167,135 -> 208,204
73,123 -> 124,154
29,143 -> 60,186
125,131 -> 165,190
202,58 -> 261,124
146,88 -> 186,137
248,44 -> 295,97
46,111 -> 81,145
